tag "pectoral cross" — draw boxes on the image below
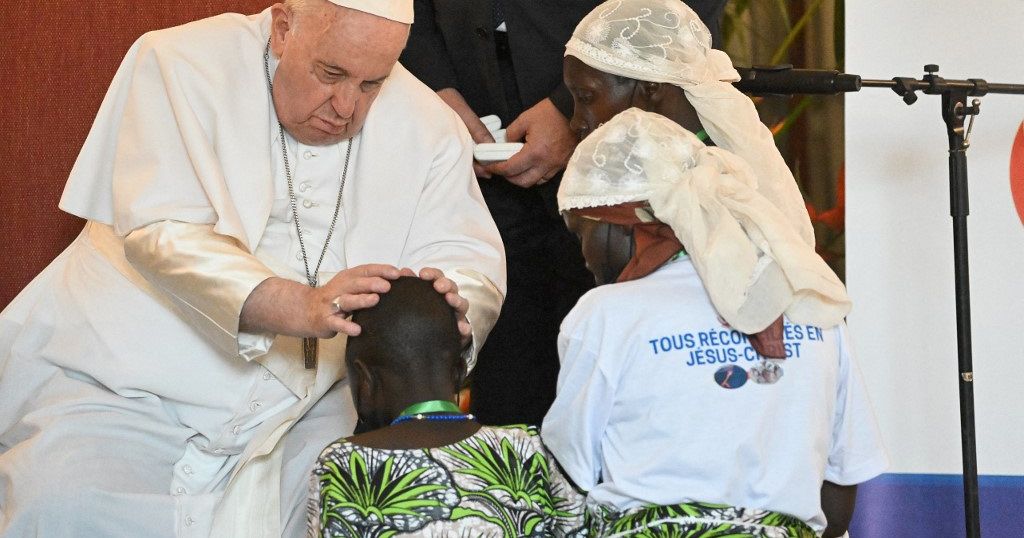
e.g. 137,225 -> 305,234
303,336 -> 318,369
302,278 -> 318,370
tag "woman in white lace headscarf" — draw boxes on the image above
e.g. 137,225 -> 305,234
562,0 -> 815,246
541,109 -> 887,538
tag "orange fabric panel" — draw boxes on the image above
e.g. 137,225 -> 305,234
0,1 -> 271,308
1011,122 -> 1024,228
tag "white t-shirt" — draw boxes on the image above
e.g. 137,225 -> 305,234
542,256 -> 888,532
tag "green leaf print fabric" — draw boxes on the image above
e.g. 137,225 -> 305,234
308,426 -> 817,537
308,425 -> 588,537
586,502 -> 817,538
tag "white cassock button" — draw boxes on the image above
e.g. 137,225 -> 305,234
302,199 -> 313,208
299,182 -> 312,192
303,150 -> 313,160
295,252 -> 303,261
262,371 -> 273,381
175,487 -> 186,495
213,448 -> 224,455
182,465 -> 194,475
249,400 -> 262,412
231,425 -> 241,435
185,516 -> 196,527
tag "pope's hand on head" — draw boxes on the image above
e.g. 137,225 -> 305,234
417,267 -> 473,349
484,97 -> 576,188
312,263 -> 403,338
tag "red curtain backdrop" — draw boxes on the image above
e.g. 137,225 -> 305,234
0,1 -> 272,308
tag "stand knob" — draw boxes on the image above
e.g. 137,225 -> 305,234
925,64 -> 940,74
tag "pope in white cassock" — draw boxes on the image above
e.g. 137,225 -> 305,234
0,0 -> 506,536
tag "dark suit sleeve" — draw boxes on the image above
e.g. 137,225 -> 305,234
548,82 -> 573,119
401,0 -> 459,91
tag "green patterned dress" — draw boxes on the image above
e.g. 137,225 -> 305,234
586,502 -> 818,537
307,424 -> 587,537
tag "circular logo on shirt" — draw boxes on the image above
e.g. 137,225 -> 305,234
750,360 -> 784,385
1011,121 -> 1024,228
714,365 -> 748,389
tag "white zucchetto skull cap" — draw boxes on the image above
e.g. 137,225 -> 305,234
327,0 -> 413,24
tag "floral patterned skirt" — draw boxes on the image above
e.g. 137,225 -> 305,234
586,501 -> 817,538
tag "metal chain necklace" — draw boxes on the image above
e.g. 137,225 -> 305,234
264,38 -> 353,369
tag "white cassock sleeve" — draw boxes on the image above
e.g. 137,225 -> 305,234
541,307 -> 615,492
124,222 -> 277,359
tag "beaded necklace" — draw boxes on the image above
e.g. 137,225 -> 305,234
389,400 -> 475,426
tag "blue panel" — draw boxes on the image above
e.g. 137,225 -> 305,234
849,474 -> 1024,537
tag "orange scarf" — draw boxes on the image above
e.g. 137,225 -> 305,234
572,203 -> 785,358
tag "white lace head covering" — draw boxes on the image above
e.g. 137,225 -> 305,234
560,108 -> 850,332
565,0 -> 815,246
327,0 -> 413,23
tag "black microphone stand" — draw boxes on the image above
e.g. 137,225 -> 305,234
736,64 -> 1024,538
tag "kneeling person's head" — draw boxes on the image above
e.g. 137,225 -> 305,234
345,276 -> 465,430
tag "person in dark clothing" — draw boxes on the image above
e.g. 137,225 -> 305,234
400,0 -> 726,425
